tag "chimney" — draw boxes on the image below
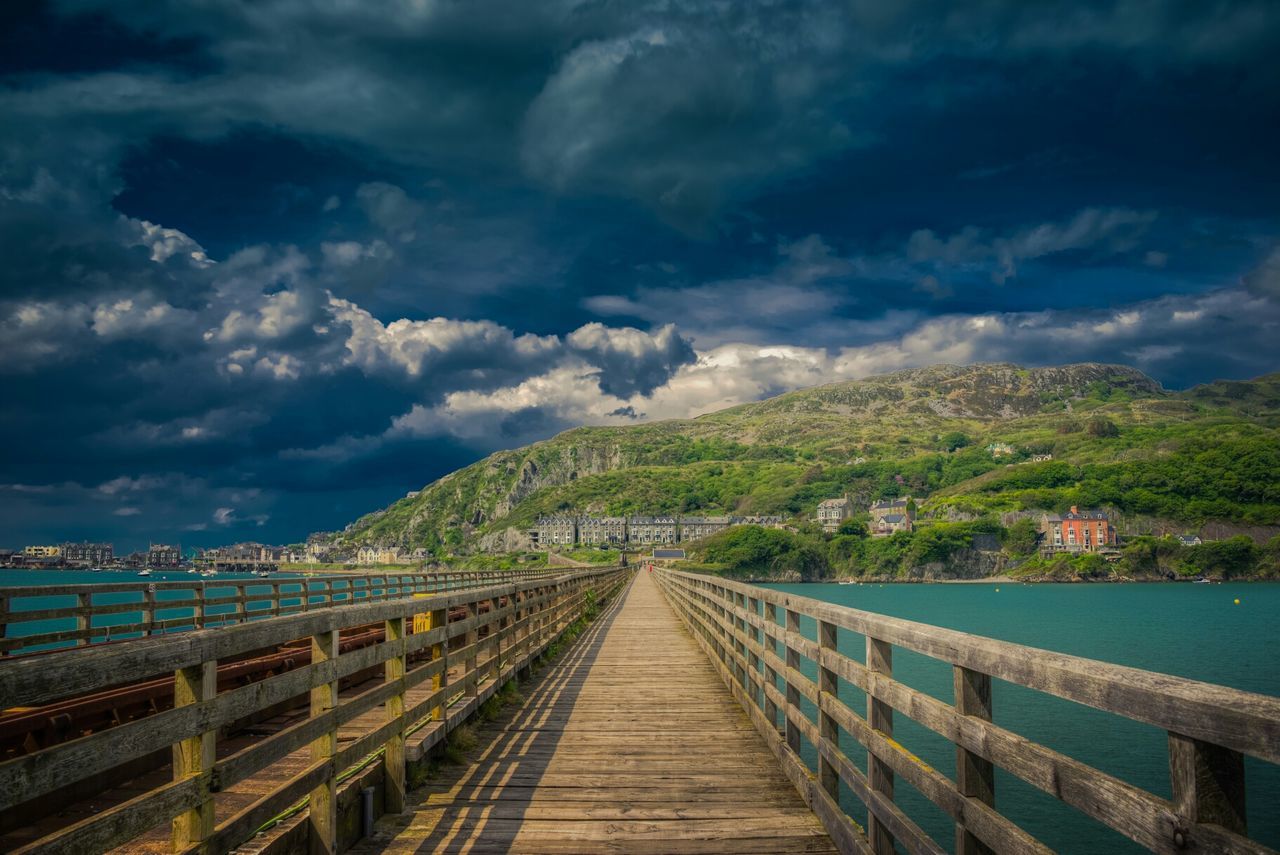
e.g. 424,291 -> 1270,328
1070,505 -> 1079,515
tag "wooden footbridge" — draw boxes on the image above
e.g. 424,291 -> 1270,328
1,566 -> 1278,854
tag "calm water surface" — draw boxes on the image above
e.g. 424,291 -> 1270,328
762,581 -> 1280,853
0,568 -> 315,648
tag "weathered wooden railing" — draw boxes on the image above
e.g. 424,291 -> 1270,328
0,568 -> 565,655
654,568 -> 1280,855
0,565 -> 630,854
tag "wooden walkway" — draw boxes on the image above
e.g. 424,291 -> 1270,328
350,570 -> 836,854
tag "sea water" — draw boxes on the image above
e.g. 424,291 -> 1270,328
761,581 -> 1280,853
0,568 -> 327,649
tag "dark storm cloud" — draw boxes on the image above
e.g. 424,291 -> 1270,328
1,0 -> 1278,546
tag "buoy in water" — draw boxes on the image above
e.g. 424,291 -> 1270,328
1234,598 -> 1241,605
995,587 -> 1000,592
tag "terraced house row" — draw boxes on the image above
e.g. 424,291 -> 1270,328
529,514 -> 785,547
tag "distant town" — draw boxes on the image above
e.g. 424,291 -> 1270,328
2,490 -> 1204,573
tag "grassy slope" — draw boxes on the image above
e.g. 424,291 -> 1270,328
330,364 -> 1280,552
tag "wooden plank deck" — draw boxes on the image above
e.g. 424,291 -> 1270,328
350,569 -> 836,854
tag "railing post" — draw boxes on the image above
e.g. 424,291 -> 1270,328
235,584 -> 247,624
309,629 -> 339,855
430,605 -> 448,721
747,595 -> 762,708
384,616 -> 408,814
818,619 -> 839,802
0,593 -> 8,656
76,592 -> 91,646
464,601 -> 479,698
785,608 -> 802,755
195,583 -> 206,628
867,635 -> 895,855
1168,732 -> 1247,842
733,592 -> 748,689
144,585 -> 157,636
954,665 -> 995,855
764,601 -> 779,731
171,659 -> 216,851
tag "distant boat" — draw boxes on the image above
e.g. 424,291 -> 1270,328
1193,578 -> 1211,584
187,567 -> 198,574
838,580 -> 856,585
137,569 -> 152,577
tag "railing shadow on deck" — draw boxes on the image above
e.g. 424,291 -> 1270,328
367,573 -> 636,854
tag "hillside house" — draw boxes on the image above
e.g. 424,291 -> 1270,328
532,516 -> 578,548
869,497 -> 915,537
356,545 -> 401,565
579,516 -> 628,546
817,497 -> 851,533
680,516 -> 732,541
628,516 -> 679,545
987,442 -> 1015,457
870,514 -> 913,537
736,515 -> 785,528
1177,534 -> 1203,547
1039,507 -> 1116,553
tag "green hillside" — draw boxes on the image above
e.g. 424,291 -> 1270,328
324,362 -> 1280,577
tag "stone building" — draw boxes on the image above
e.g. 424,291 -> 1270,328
356,545 -> 401,565
870,514 -> 913,537
736,515 -> 785,528
579,516 -> 628,546
146,543 -> 181,568
532,515 -> 579,548
61,541 -> 114,566
679,516 -> 732,541
816,497 -> 851,533
628,515 -> 679,545
869,497 -> 914,537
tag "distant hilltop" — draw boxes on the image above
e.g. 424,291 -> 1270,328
317,361 -> 1280,559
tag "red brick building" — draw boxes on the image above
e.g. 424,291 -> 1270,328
1038,506 -> 1116,553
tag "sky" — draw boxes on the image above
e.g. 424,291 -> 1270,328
2,0 -> 1279,550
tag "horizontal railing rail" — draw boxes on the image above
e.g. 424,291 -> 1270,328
0,565 -> 631,854
0,568 -> 566,655
654,568 -> 1280,855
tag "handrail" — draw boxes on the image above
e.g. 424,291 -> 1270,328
0,567 -> 566,655
653,567 -> 1280,855
0,565 -> 630,854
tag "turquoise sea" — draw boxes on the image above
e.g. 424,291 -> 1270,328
0,568 -> 352,649
763,581 -> 1280,853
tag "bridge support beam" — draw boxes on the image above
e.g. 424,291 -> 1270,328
785,609 -> 803,755
171,660 -> 216,852
309,629 -> 339,855
429,607 -> 448,721
818,620 -> 839,803
384,616 -> 408,815
867,636 -> 895,855
954,665 -> 995,855
1168,732 -> 1247,841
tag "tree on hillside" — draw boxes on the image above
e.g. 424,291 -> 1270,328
1003,518 -> 1039,556
1086,416 -> 1120,437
